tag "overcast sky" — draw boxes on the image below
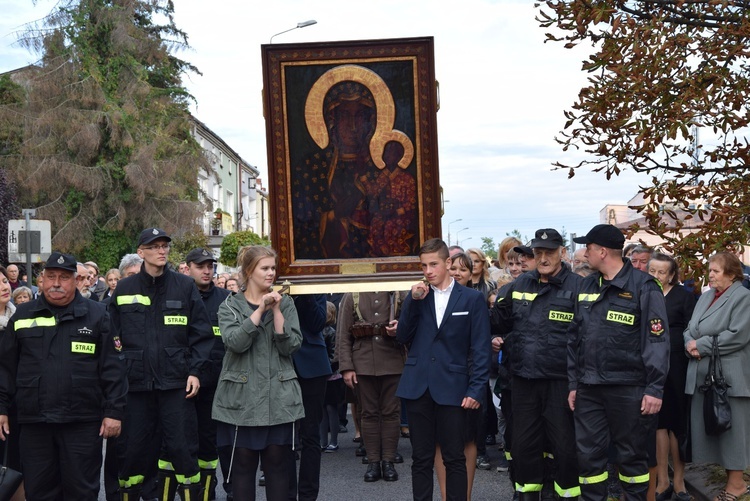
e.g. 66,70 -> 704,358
0,0 -> 651,249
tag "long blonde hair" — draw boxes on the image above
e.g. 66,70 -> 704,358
467,248 -> 490,281
236,246 -> 277,291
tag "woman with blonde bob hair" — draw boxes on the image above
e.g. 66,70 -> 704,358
213,246 -> 304,500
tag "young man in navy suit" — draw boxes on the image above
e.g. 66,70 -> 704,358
396,238 -> 491,501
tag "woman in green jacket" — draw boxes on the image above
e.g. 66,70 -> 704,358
213,246 -> 304,501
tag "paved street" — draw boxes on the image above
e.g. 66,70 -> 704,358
101,423 -> 513,500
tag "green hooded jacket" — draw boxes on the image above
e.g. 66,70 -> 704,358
212,292 -> 304,427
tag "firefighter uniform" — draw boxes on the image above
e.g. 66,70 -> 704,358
492,230 -> 582,501
195,278 -> 231,498
158,247 -> 232,501
109,259 -> 213,500
0,253 -> 127,500
568,255 -> 669,501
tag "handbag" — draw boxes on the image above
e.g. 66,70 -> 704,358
0,443 -> 22,501
699,335 -> 732,436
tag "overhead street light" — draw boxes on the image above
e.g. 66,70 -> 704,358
447,218 -> 462,246
270,20 -> 318,43
456,227 -> 469,246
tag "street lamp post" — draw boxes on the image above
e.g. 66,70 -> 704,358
460,237 -> 473,248
447,218 -> 462,246
456,227 -> 469,247
270,20 -> 317,43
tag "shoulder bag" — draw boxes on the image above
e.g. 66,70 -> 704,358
699,335 -> 732,436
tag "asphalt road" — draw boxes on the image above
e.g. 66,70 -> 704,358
100,425 -> 513,501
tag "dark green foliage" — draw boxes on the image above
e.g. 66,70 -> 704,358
0,169 -> 20,265
81,228 -> 132,271
169,230 -> 210,266
480,237 -> 497,260
219,231 -> 272,267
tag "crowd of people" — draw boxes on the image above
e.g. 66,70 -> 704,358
0,223 -> 749,501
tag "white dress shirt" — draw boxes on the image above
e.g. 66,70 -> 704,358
431,278 -> 455,327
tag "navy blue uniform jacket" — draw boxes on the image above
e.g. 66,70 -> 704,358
395,283 -> 491,406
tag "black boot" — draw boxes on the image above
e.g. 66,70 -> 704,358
364,462 -> 382,482
382,461 -> 398,482
156,469 -> 178,501
119,486 -> 142,501
179,482 -> 204,501
518,492 -> 541,501
394,451 -> 404,464
200,468 -> 217,501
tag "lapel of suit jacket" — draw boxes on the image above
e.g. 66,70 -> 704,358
700,282 -> 739,322
437,282 -> 463,332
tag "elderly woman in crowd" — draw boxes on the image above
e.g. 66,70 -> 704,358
648,253 -> 696,501
11,286 -> 32,305
684,252 -> 750,501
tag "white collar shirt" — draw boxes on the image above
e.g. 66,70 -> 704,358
432,278 -> 455,327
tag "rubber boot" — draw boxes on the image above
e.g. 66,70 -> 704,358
199,468 -> 217,501
157,468 -> 178,501
120,485 -> 143,501
518,492 -> 541,501
179,483 -> 204,501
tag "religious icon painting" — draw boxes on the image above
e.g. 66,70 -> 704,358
261,37 -> 441,284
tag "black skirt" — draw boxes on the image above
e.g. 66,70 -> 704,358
216,421 -> 294,451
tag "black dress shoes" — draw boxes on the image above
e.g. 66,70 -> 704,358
355,444 -> 367,457
364,462 -> 382,482
382,461 -> 398,481
394,451 -> 404,463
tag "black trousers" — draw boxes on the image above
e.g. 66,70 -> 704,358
575,385 -> 650,501
119,389 -> 199,487
288,375 -> 327,501
20,421 -> 102,501
155,384 -> 226,495
195,384 -> 219,466
511,377 -> 578,495
406,389 -> 467,501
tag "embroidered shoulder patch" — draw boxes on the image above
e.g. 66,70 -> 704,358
113,336 -> 122,352
650,319 -> 665,337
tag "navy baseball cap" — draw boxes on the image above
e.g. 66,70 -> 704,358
573,224 -> 625,250
44,252 -> 78,273
185,248 -> 216,265
513,245 -> 534,257
530,229 -> 564,250
137,228 -> 171,247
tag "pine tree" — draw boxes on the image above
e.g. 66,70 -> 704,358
0,0 -> 209,258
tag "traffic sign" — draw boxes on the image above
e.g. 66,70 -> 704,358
7,219 -> 52,263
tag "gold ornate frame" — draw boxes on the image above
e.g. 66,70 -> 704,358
261,37 -> 441,285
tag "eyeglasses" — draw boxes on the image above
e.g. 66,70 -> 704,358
142,244 -> 170,251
